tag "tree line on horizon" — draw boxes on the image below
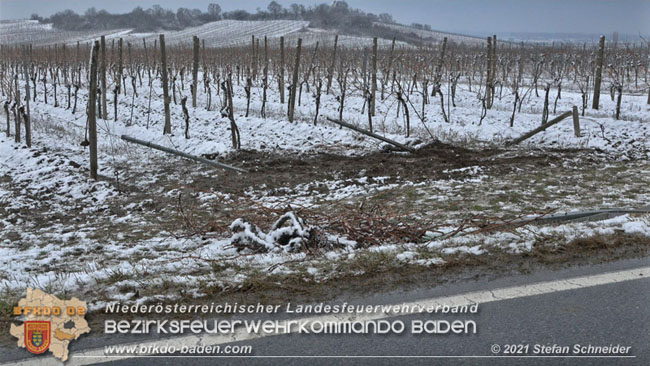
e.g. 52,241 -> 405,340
29,1 -> 399,34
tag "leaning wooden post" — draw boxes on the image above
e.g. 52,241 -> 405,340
506,110 -> 573,146
279,36 -> 285,104
192,35 -> 199,108
288,38 -> 302,123
326,117 -> 415,153
326,34 -> 338,94
100,35 -> 107,120
572,106 -> 581,137
88,41 -> 100,180
160,34 -> 171,134
592,35 -> 605,110
371,36 -> 378,116
22,45 -> 31,147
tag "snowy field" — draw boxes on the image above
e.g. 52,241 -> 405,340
1,61 -> 649,308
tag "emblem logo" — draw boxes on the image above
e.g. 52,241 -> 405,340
24,321 -> 51,354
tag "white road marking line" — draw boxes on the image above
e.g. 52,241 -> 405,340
4,265 -> 649,366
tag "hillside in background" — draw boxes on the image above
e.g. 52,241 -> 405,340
4,1 -> 488,48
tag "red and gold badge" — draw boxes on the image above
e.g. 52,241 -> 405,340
24,321 -> 51,354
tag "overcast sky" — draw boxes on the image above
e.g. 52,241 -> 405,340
1,0 -> 648,36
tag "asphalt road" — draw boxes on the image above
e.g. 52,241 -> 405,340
3,256 -> 650,366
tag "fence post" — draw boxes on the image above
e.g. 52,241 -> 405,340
486,36 -> 493,109
192,35 -> 199,108
22,45 -> 31,147
160,34 -> 171,134
88,41 -> 100,180
592,35 -> 605,109
279,36 -> 285,104
100,35 -> 107,120
371,37 -> 378,117
572,106 -> 580,137
288,38 -> 302,123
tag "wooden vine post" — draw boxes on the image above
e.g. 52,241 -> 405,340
506,110 -> 573,146
160,34 -> 171,134
288,38 -> 302,123
192,35 -> 199,108
371,36 -> 378,116
22,45 -> 31,147
572,106 -> 581,137
88,41 -> 100,180
486,36 -> 493,109
100,35 -> 107,120
592,35 -> 605,110
279,36 -> 285,104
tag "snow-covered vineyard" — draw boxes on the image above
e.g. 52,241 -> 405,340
0,19 -> 402,49
1,27 -> 649,308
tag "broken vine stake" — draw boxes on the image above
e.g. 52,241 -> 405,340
326,117 -> 415,153
572,105 -> 581,137
313,75 -> 322,125
3,101 -> 9,137
506,110 -> 573,146
244,77 -> 252,117
21,45 -> 31,147
120,135 -> 247,173
88,41 -> 99,180
160,34 -> 171,135
542,83 -> 550,124
592,35 -> 605,109
288,38 -> 302,123
181,96 -> 190,139
192,35 -> 199,108
326,34 -> 338,94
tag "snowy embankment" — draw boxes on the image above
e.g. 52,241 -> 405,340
0,67 -> 649,306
